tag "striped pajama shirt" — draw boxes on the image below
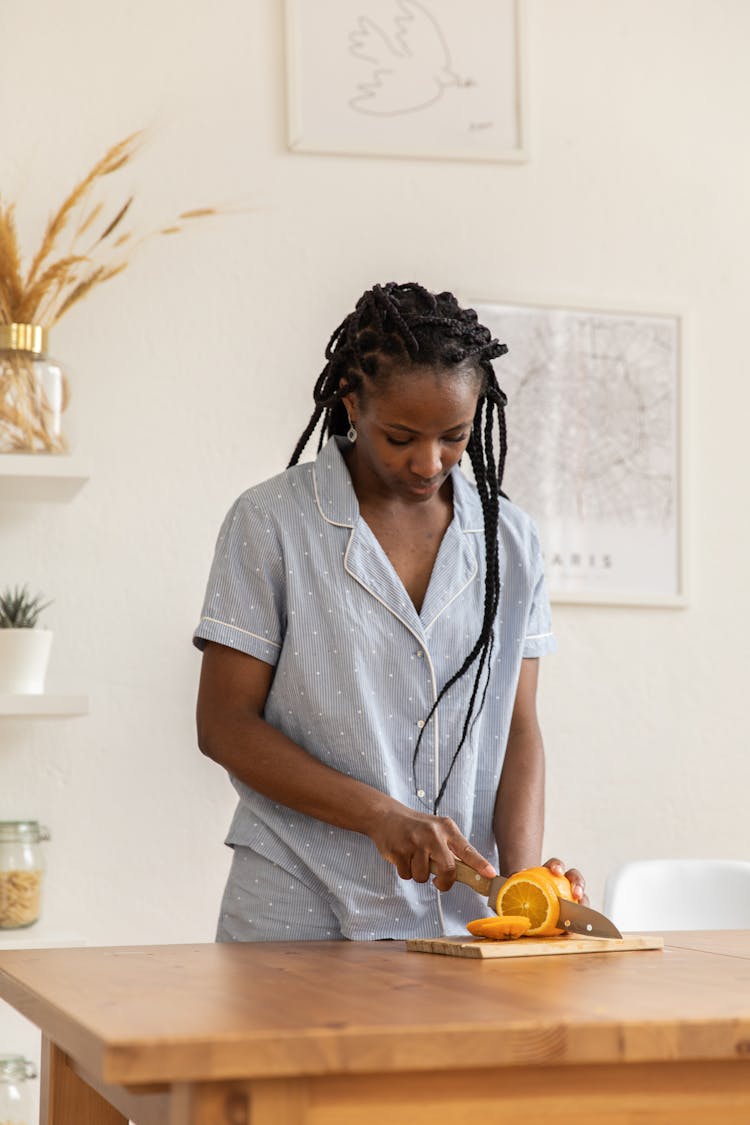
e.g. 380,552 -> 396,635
194,436 -> 555,941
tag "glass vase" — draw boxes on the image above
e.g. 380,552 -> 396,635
0,324 -> 68,453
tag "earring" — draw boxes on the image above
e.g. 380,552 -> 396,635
346,417 -> 357,443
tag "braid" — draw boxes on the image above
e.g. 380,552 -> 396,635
290,282 -> 510,814
412,397 -> 504,812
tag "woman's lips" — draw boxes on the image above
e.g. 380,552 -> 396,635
406,478 -> 442,497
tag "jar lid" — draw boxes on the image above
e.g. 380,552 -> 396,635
0,821 -> 50,842
0,1055 -> 37,1080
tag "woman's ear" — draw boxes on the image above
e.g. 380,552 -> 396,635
341,389 -> 358,424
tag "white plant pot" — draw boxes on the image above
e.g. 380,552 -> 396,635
0,629 -> 53,693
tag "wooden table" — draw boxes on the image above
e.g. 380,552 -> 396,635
1,933 -> 750,1124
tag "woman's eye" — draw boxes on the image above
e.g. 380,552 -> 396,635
385,434 -> 467,446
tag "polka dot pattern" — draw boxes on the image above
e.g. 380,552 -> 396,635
195,437 -> 555,940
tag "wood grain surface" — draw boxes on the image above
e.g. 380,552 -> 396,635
659,930 -> 750,958
406,933 -> 664,957
1,937 -> 749,1087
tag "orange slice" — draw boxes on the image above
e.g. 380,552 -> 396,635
466,915 -> 531,940
495,867 -> 574,937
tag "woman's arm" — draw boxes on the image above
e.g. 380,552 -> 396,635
197,641 -> 495,888
493,657 -> 546,875
493,658 -> 587,901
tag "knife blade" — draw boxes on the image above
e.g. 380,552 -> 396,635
430,859 -> 623,939
556,896 -> 623,939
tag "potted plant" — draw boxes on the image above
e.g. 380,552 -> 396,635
0,585 -> 53,694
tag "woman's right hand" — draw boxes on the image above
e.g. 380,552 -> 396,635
367,804 -> 496,891
198,646 -> 495,892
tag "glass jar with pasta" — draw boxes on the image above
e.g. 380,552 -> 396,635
0,1056 -> 37,1125
0,822 -> 49,929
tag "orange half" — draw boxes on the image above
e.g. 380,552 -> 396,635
495,866 -> 573,936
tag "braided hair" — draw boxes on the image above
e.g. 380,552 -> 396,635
289,282 -> 509,813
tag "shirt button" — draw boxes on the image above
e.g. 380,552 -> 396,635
416,719 -> 425,729
417,789 -> 426,799
416,650 -> 424,659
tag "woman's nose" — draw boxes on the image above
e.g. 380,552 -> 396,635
410,442 -> 442,479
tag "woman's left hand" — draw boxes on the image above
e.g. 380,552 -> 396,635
543,856 -> 588,904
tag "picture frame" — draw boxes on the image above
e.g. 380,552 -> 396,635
470,297 -> 687,607
284,0 -> 527,164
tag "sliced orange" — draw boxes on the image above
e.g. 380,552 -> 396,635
495,866 -> 574,937
466,915 -> 531,940
522,865 -> 573,902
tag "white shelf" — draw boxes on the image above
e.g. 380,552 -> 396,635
0,931 -> 85,951
0,693 -> 89,717
0,454 -> 90,500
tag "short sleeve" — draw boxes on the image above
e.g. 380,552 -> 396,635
523,523 -> 557,658
193,495 -> 285,666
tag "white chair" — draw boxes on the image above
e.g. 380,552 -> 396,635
603,859 -> 750,931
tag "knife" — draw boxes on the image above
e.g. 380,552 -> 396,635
430,859 -> 623,939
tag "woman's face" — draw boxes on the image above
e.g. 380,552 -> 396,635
342,362 -> 481,504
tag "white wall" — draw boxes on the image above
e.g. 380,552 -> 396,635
2,0 -> 749,971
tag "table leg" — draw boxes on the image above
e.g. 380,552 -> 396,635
39,1036 -> 128,1125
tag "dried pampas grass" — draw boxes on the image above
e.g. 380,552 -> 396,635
0,131 -> 228,452
0,131 -> 224,328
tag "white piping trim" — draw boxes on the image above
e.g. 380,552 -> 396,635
199,618 -> 282,649
423,557 -> 479,631
525,631 -> 554,640
312,461 -> 355,528
342,530 -> 441,806
343,538 -> 422,644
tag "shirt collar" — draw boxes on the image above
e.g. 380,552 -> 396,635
313,436 -> 484,534
313,436 -> 360,527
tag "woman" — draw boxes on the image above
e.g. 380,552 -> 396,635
194,282 -> 584,941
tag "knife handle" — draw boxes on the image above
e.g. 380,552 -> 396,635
429,858 -> 492,896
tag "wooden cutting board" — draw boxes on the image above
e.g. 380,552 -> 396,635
406,934 -> 664,958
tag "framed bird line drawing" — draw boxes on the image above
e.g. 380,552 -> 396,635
284,0 -> 527,163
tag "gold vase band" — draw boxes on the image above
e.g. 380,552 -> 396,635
0,324 -> 48,355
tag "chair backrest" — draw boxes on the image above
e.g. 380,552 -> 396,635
603,859 -> 750,930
